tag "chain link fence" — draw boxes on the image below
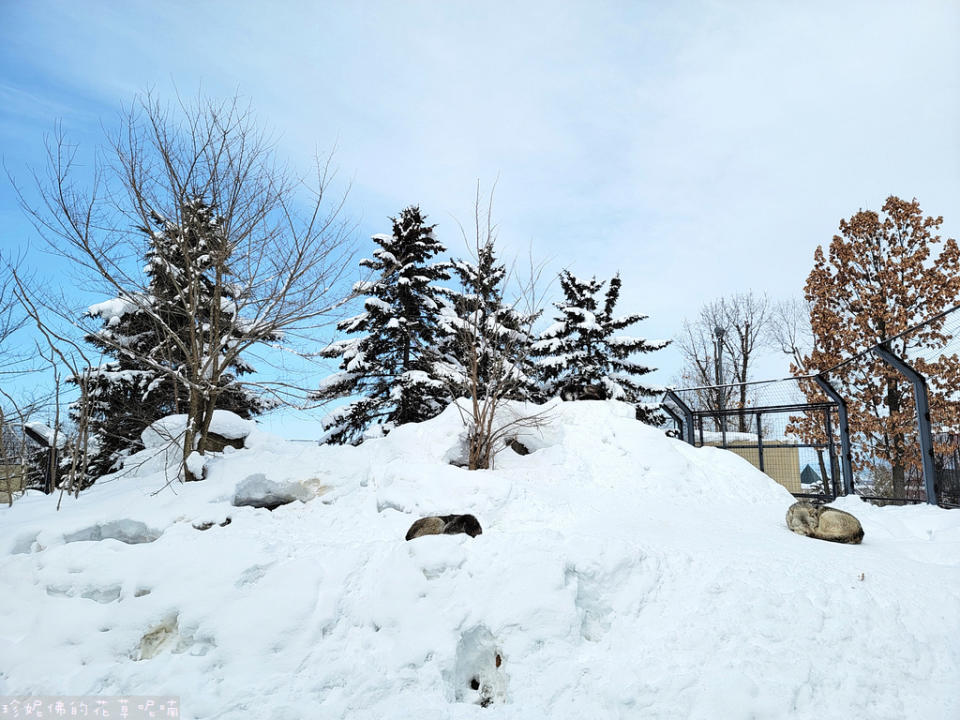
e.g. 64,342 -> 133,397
664,378 -> 846,501
666,304 -> 960,508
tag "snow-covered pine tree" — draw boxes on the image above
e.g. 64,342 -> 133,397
76,295 -> 162,480
77,197 -> 271,479
533,270 -> 668,422
440,240 -> 539,401
314,206 -> 452,444
143,197 -> 271,422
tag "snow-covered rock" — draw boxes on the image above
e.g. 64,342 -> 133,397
141,411 -> 255,450
233,473 -> 316,510
0,400 -> 958,719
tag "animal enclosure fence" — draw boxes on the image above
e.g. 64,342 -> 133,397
664,379 -> 846,502
664,304 -> 960,508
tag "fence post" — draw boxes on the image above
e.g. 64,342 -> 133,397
665,390 -> 695,446
755,412 -> 765,473
823,406 -> 839,499
661,404 -> 684,439
814,375 -> 854,496
871,344 -> 938,505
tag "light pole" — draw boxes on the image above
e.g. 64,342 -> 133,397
714,326 -> 725,432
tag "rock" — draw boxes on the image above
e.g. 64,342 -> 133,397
405,514 -> 483,541
203,432 -> 245,452
786,501 -> 864,544
192,517 -> 232,531
507,438 -> 530,456
233,474 -> 313,511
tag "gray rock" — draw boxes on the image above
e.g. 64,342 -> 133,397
406,514 -> 483,541
507,438 -> 530,456
203,432 -> 245,452
786,501 -> 864,544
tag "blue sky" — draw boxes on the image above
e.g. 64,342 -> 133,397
1,0 -> 958,436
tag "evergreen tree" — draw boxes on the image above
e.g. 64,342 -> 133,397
314,206 -> 452,444
533,270 -> 667,422
80,295 -> 168,480
143,198 -> 270,421
440,241 -> 540,401
77,197 -> 270,479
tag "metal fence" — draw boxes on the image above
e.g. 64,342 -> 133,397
0,423 -> 53,504
664,378 -> 847,502
665,304 -> 960,508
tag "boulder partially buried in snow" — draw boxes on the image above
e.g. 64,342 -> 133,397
405,514 -> 483,541
233,473 -> 314,511
141,411 -> 255,451
786,501 -> 864,544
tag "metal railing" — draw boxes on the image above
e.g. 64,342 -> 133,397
665,304 -> 960,508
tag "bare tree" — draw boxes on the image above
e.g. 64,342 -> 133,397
0,252 -> 30,375
14,91 -> 354,482
767,295 -> 836,489
675,291 -> 770,431
0,253 -> 42,504
443,188 -> 550,470
769,297 -> 815,371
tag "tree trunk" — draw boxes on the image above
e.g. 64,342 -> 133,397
887,380 -> 906,498
816,449 -> 829,496
183,387 -> 201,481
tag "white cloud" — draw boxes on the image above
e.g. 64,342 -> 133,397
2,0 -> 958,391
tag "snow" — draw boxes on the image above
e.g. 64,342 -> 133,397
363,297 -> 392,313
185,451 -> 206,479
22,421 -> 65,448
1,401 -> 958,719
699,430 -> 760,443
87,297 -> 139,326
141,411 -> 255,450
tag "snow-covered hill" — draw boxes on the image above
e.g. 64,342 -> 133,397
1,401 -> 958,719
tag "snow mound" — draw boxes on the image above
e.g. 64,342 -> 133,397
0,400 -> 958,720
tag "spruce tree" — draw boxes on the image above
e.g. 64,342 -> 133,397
77,197 -> 270,479
79,296 -> 166,479
143,198 -> 270,421
440,241 -> 539,401
533,270 -> 667,422
314,206 -> 452,444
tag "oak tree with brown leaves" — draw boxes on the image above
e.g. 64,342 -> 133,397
799,196 -> 960,499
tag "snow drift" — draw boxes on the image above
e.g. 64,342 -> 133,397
1,400 -> 958,719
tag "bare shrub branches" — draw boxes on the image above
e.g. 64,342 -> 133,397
444,186 -> 550,470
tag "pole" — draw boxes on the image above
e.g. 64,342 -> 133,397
756,412 -> 765,473
665,390 -> 695,446
871,344 -> 938,505
715,326 -> 726,444
814,376 -> 855,496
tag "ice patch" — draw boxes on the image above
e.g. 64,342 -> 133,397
63,520 -> 162,545
233,473 -> 314,510
10,532 -> 39,554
